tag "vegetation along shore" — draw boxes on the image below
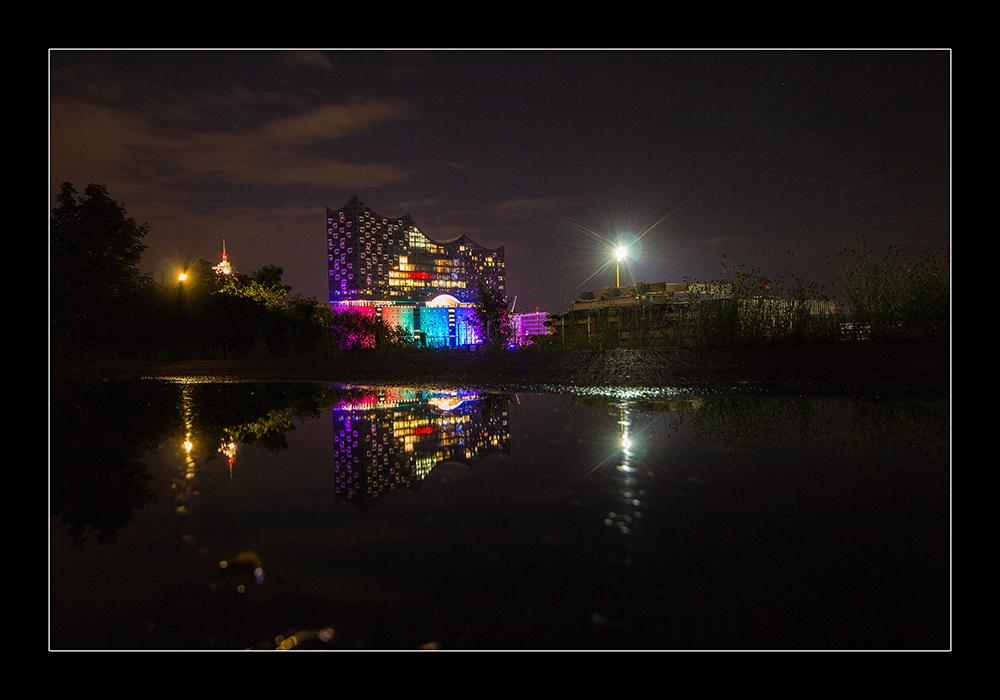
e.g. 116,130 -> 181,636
50,182 -> 950,401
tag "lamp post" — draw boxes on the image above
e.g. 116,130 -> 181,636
615,246 -> 627,287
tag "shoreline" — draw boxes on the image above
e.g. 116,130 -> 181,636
50,340 -> 950,400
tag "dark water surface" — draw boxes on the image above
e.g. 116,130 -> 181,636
50,379 -> 950,650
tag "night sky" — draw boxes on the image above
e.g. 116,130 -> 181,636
49,49 -> 950,314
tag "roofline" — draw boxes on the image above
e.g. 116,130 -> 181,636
328,198 -> 503,253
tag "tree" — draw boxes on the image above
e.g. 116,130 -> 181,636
470,280 -> 514,350
51,182 -> 153,352
250,264 -> 291,295
216,274 -> 289,310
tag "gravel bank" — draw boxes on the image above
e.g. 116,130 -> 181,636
51,340 -> 950,399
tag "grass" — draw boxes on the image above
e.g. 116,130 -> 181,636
691,241 -> 949,347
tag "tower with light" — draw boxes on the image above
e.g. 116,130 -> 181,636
212,239 -> 233,276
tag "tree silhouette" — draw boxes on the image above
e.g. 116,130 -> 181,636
50,182 -> 153,353
470,280 -> 513,350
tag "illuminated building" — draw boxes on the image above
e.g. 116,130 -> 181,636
327,195 -> 505,347
331,388 -> 510,510
513,311 -> 549,346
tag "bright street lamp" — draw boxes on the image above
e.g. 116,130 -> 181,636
614,246 -> 627,287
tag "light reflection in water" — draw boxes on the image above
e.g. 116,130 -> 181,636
173,383 -> 241,521
175,384 -> 199,515
331,388 -> 510,510
607,404 -> 640,536
49,379 -> 949,650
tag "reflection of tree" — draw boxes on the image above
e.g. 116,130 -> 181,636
565,390 -> 949,644
841,399 -> 950,468
50,380 -> 177,546
224,407 -> 296,452
667,395 -> 949,466
668,395 -> 835,456
50,379 -> 355,545
183,382 -> 351,461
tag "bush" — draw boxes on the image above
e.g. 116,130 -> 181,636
329,308 -> 415,352
683,254 -> 837,347
836,239 -> 949,341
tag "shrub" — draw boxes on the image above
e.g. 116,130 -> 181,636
835,239 -> 949,341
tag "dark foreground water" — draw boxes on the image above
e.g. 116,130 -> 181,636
50,379 -> 950,650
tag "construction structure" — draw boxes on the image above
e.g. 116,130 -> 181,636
549,281 -> 844,347
547,282 -> 697,347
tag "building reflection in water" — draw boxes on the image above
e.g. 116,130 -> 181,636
331,388 -> 510,509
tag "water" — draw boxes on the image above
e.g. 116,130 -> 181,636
49,379 -> 950,650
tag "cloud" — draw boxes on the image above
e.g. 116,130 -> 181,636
259,99 -> 415,145
398,198 -> 441,210
50,97 -> 147,178
281,51 -> 336,71
51,90 -> 415,196
494,196 -> 579,217
171,98 -> 416,187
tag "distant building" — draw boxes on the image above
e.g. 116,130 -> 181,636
513,311 -> 550,346
549,282 -> 691,346
212,239 -> 235,276
551,282 -> 845,346
327,194 -> 505,347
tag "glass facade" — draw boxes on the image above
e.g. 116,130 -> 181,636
327,195 -> 505,347
331,388 -> 510,510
